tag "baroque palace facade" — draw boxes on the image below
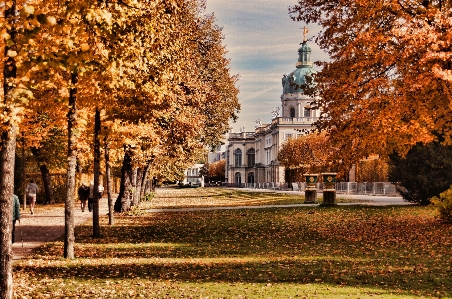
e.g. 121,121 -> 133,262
225,35 -> 320,186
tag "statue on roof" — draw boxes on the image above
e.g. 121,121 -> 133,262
271,107 -> 280,119
254,119 -> 262,129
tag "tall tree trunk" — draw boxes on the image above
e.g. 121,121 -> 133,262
39,164 -> 55,204
140,159 -> 152,198
131,167 -> 137,206
0,1 -> 17,297
0,128 -> 16,299
114,146 -> 133,212
92,108 -> 102,238
21,136 -> 26,210
135,168 -> 143,205
104,137 -> 114,225
30,147 -> 55,204
64,71 -> 78,259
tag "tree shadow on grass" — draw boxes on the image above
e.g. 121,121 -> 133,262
15,255 -> 451,298
15,206 -> 452,298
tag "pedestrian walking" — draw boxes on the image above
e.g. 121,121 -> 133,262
78,182 -> 90,212
26,179 -> 39,215
12,194 -> 21,243
98,183 -> 104,199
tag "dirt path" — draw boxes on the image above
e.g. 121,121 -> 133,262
12,197 -> 110,263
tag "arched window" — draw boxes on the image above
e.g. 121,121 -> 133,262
290,107 -> 296,118
234,148 -> 242,167
248,172 -> 255,184
235,172 -> 241,186
247,148 -> 255,168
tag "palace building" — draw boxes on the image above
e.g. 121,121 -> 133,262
225,32 -> 320,186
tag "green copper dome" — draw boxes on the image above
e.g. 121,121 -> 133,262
282,41 -> 315,94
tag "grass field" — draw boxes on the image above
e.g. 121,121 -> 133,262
13,188 -> 452,298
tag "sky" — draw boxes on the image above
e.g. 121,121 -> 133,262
205,0 -> 329,133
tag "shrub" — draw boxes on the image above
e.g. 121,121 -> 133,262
389,140 -> 452,205
142,192 -> 155,202
431,186 -> 452,223
127,205 -> 145,216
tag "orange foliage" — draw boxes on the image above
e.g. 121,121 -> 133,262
278,132 -> 337,175
290,0 -> 452,168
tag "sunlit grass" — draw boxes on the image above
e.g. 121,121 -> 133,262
143,187 -> 365,209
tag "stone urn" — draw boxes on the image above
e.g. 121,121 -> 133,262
303,173 -> 318,204
320,172 -> 337,206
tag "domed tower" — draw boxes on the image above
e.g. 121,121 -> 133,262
281,27 -> 316,119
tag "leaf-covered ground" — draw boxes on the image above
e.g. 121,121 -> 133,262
13,188 -> 452,298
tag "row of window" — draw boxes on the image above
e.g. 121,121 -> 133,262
290,107 -> 312,118
234,148 -> 255,167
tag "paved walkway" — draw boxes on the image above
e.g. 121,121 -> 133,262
12,198 -> 110,263
13,190 -> 410,262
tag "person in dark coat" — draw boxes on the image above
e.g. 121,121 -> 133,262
78,182 -> 90,212
12,194 -> 21,243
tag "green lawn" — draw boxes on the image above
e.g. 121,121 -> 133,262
14,188 -> 452,298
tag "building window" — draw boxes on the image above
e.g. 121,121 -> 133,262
286,133 -> 292,140
290,107 -> 295,118
247,148 -> 255,168
304,108 -> 310,118
248,172 -> 255,184
234,148 -> 242,167
235,172 -> 241,186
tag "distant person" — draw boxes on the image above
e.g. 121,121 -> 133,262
26,179 -> 39,215
98,183 -> 104,199
88,181 -> 94,212
12,194 -> 21,243
78,182 -> 90,212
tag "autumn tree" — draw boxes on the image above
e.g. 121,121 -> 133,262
209,159 -> 225,183
0,1 -> 39,296
289,0 -> 452,169
356,157 -> 389,183
278,132 -> 337,184
106,1 -> 239,211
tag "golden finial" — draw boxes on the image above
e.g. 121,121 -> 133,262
302,26 -> 308,42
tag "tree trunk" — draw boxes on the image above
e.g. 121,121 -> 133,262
40,164 -> 55,204
92,108 -> 102,238
104,134 -> 114,225
64,71 -> 78,259
114,146 -> 133,212
21,137 -> 26,210
134,168 -> 142,205
140,159 -> 152,198
131,167 -> 138,206
0,1 -> 17,297
30,147 -> 55,204
0,128 -> 16,299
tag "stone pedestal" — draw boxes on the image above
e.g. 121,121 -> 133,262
320,172 -> 337,206
321,190 -> 337,206
304,189 -> 317,204
304,174 -> 319,204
